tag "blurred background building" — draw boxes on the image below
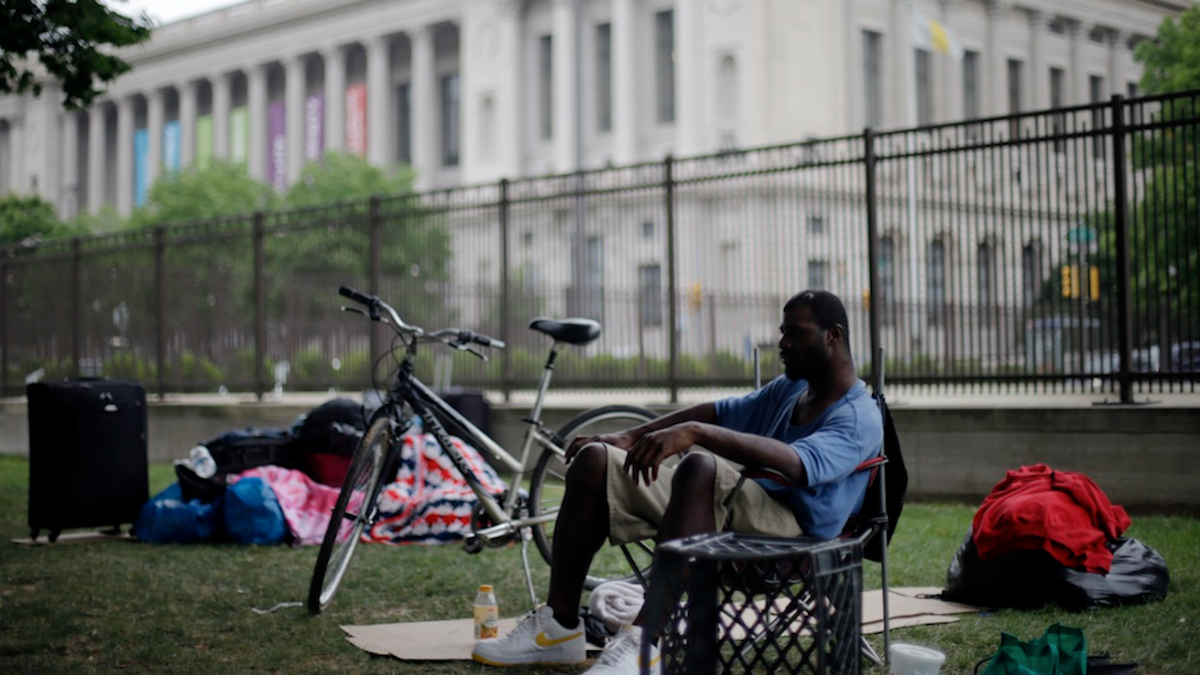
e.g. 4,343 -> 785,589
0,0 -> 1186,220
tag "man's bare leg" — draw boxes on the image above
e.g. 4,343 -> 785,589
546,442 -> 611,628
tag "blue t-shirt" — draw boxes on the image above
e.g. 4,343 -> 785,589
713,376 -> 883,539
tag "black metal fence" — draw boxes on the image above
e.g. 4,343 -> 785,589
3,91 -> 1197,403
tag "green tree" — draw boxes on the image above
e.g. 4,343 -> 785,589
128,160 -> 277,228
0,193 -> 80,247
1111,6 -> 1200,349
283,151 -> 416,208
1,0 -> 153,110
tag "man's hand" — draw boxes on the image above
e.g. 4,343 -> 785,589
565,429 -> 643,462
622,423 -> 699,486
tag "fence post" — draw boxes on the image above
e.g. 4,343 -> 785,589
864,128 -> 883,392
154,226 -> 166,400
665,155 -> 679,404
253,212 -> 267,401
368,195 -> 383,368
71,237 -> 82,377
499,178 -> 513,402
1110,95 -> 1134,404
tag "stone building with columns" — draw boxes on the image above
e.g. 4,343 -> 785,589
0,0 -> 1187,220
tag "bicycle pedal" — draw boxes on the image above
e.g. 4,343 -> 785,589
463,536 -> 483,554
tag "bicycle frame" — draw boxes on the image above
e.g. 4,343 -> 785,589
381,338 -> 571,548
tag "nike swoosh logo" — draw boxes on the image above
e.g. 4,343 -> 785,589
535,631 -> 582,647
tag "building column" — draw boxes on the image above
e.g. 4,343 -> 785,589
179,79 -> 197,167
1028,10 -> 1048,111
611,0 -> 637,164
496,0 -> 523,178
147,88 -> 164,186
1108,29 -> 1126,97
676,0 -> 701,154
891,0 -> 916,127
1068,20 -> 1085,105
985,0 -> 1009,117
116,95 -> 134,216
247,63 -> 268,180
323,46 -> 346,153
87,105 -> 106,212
285,54 -> 307,182
60,111 -> 80,219
942,0 -> 964,121
551,0 -> 577,172
212,72 -> 231,160
367,34 -> 392,168
411,26 -> 436,189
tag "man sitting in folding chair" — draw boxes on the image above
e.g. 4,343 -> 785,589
472,290 -> 883,675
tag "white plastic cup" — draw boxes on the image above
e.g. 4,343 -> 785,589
888,643 -> 946,675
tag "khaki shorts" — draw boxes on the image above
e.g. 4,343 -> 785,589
603,444 -> 803,545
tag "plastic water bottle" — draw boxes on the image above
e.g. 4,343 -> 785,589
190,445 -> 217,479
473,584 -> 499,640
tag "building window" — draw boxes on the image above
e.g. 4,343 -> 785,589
441,73 -> 460,166
1128,81 -> 1142,126
523,231 -> 534,248
1050,67 -> 1065,153
1022,241 -> 1042,307
539,34 -> 553,140
915,49 -> 932,125
639,263 -> 663,327
642,221 -> 655,239
808,260 -> 829,291
1007,59 -> 1023,138
927,239 -> 946,326
396,83 -> 412,165
655,10 -> 675,123
978,242 -> 994,327
807,215 -> 825,235
963,50 -> 979,139
596,23 -> 612,132
584,236 -> 604,321
863,30 -> 882,128
1090,75 -> 1105,155
880,235 -> 896,325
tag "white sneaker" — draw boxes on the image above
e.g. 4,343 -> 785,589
584,624 -> 662,675
472,604 -> 587,666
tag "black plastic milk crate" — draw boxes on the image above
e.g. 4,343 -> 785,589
642,532 -> 863,675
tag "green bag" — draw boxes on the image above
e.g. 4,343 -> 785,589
979,623 -> 1087,675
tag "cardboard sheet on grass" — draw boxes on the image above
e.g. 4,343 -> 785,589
342,586 -> 977,662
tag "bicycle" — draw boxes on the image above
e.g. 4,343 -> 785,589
308,285 -> 659,614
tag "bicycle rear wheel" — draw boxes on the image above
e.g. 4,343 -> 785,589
530,404 -> 658,590
307,415 -> 393,614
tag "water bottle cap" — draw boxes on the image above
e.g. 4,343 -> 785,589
479,584 -> 494,593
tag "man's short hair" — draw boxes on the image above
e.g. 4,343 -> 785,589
784,290 -> 850,339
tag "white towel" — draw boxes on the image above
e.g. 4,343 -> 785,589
588,580 -> 645,634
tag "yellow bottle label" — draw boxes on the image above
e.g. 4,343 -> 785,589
474,604 -> 499,640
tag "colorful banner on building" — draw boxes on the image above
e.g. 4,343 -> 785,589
195,115 -> 213,169
230,106 -> 249,163
133,128 -> 149,207
345,83 -> 367,156
268,100 -> 287,193
162,120 -> 181,172
305,94 -> 324,164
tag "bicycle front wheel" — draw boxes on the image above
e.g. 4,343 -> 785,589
307,416 -> 393,614
530,404 -> 658,590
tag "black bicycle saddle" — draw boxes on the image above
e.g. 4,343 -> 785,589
528,317 -> 602,345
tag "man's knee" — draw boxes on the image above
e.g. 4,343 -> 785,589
670,452 -> 716,492
565,441 -> 608,486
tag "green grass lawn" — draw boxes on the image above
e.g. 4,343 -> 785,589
0,455 -> 1196,674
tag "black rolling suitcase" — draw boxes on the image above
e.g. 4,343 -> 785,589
27,379 -> 149,542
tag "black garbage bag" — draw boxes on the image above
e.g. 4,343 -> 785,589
943,527 -> 1169,611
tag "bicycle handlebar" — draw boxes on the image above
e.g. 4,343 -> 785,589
338,285 -> 504,351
